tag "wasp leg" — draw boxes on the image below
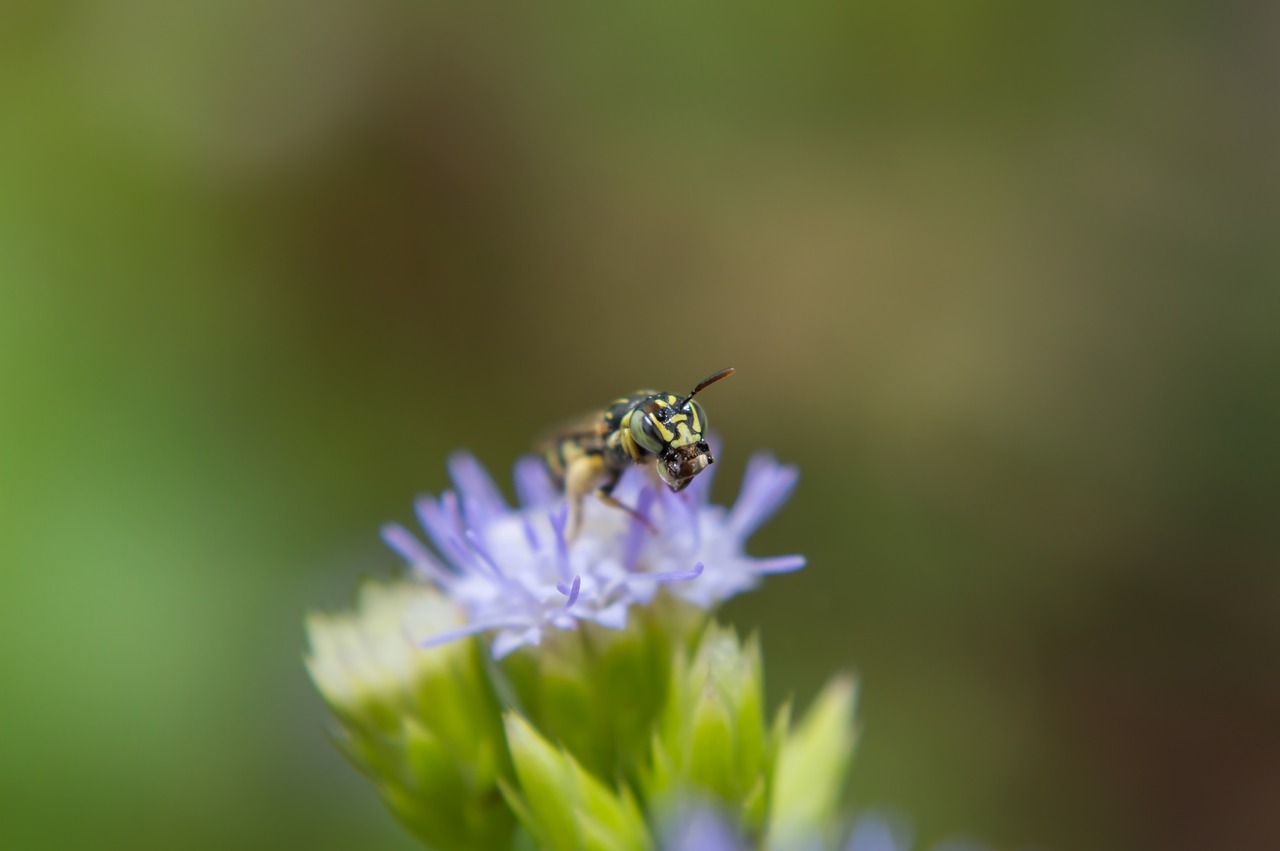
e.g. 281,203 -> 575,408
596,473 -> 657,534
563,453 -> 607,540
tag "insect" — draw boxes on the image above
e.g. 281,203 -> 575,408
542,367 -> 736,536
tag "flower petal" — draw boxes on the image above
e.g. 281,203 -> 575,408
728,453 -> 799,538
380,523 -> 454,585
448,451 -> 509,528
514,456 -> 559,508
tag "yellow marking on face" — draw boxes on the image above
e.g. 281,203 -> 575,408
672,422 -> 698,447
654,399 -> 668,409
669,414 -> 687,424
653,416 -> 676,443
689,405 -> 700,431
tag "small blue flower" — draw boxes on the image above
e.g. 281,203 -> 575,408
660,803 -> 746,851
661,809 -> 989,851
846,814 -> 989,851
845,815 -> 910,851
382,444 -> 804,657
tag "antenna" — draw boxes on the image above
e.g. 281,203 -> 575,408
677,367 -> 735,408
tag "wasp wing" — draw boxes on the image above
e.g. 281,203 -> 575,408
535,410 -> 607,454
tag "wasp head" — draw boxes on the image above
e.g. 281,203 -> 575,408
627,368 -> 734,493
630,397 -> 714,492
656,439 -> 715,492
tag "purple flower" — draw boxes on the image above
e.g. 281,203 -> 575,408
381,444 -> 804,657
846,815 -> 908,851
846,814 -> 989,851
660,808 -> 989,851
660,804 -> 746,851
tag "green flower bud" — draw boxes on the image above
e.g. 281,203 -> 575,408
305,578 -> 513,850
767,677 -> 858,850
502,713 -> 652,851
645,623 -> 776,832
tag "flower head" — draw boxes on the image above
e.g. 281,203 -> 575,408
306,439 -> 996,851
381,444 -> 803,657
303,579 -> 514,849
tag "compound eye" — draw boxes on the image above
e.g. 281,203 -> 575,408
688,400 -> 708,433
630,411 -> 664,454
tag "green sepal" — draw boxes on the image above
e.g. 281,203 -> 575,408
403,719 -> 454,794
688,687 -> 736,797
501,599 -> 699,785
504,713 -> 579,847
534,637 -> 601,772
767,676 -> 858,849
741,773 -> 769,833
502,712 -> 652,851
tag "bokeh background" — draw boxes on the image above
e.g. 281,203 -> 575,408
3,2 -> 1277,849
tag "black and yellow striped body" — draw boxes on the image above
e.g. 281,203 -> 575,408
541,369 -> 732,536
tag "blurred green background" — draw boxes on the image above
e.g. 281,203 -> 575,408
2,2 -> 1277,849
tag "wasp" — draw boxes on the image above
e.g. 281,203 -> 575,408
542,367 -> 736,535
